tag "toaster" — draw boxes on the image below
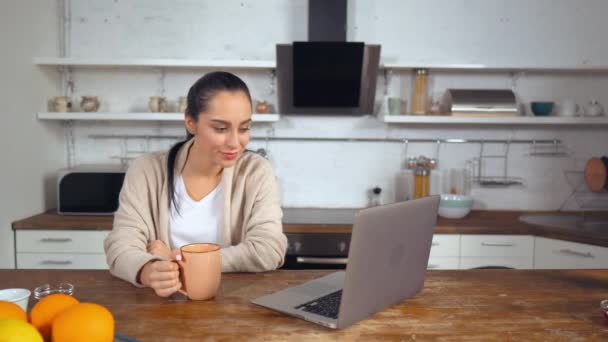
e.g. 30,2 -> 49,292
57,166 -> 126,215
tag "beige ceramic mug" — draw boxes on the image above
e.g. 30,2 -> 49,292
176,243 -> 221,300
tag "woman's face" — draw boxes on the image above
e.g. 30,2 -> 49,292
186,90 -> 252,169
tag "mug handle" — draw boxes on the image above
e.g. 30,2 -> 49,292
173,258 -> 188,297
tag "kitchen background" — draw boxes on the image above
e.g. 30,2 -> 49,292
1,0 -> 608,269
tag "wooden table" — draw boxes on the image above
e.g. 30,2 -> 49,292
1,269 -> 607,341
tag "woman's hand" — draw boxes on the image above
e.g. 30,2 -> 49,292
147,240 -> 173,259
139,260 -> 182,297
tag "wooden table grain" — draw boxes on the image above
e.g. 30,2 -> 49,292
1,269 -> 607,341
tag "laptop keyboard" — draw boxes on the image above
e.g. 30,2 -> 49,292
295,290 -> 342,319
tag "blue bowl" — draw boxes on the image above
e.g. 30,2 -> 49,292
531,102 -> 554,116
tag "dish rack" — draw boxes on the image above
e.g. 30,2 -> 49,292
562,170 -> 608,210
469,142 -> 525,187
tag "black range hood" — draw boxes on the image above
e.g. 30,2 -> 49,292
276,0 -> 381,115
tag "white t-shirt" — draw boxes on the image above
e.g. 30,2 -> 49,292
169,175 -> 223,250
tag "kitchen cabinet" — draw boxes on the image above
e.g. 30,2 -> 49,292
15,230 -> 109,269
534,236 -> 608,269
428,234 -> 460,269
460,235 -> 535,269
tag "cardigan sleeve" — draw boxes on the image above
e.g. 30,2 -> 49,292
104,156 -> 160,287
220,161 -> 287,272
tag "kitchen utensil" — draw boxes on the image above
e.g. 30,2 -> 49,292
437,194 -> 473,219
33,282 -> 74,299
531,102 -> 554,116
584,157 -> 607,192
584,100 -> 605,117
0,288 -> 31,312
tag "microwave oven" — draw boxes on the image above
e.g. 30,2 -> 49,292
57,166 -> 126,215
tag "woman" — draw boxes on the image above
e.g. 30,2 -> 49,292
104,71 -> 287,297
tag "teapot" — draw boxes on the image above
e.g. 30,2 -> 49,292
584,100 -> 604,117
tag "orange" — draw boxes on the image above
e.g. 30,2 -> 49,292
29,294 -> 79,341
0,301 -> 27,321
52,303 -> 114,342
0,319 -> 43,342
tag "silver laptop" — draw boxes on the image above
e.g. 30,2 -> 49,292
252,196 -> 440,329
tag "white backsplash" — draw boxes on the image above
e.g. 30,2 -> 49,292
60,0 -> 608,210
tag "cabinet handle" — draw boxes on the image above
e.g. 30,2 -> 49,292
557,249 -> 595,259
41,260 -> 73,265
427,264 -> 439,269
296,257 -> 348,265
40,238 -> 72,243
481,242 -> 515,247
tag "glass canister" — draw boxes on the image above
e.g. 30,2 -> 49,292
411,69 -> 428,115
414,167 -> 430,199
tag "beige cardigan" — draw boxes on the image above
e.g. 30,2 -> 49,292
104,139 -> 287,286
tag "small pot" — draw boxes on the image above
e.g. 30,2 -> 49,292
80,96 -> 100,112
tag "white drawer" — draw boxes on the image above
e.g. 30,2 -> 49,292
16,253 -> 108,269
461,235 -> 534,257
460,256 -> 534,269
534,237 -> 608,269
429,234 -> 460,257
427,256 -> 459,270
16,230 -> 109,253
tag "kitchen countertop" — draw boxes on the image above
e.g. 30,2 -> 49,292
12,209 -> 608,247
1,269 -> 606,340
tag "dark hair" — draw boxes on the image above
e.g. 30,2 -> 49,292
167,71 -> 252,211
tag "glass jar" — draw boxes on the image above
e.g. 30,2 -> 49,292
414,167 -> 430,199
411,69 -> 428,115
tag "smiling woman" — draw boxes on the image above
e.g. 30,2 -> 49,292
103,72 -> 287,297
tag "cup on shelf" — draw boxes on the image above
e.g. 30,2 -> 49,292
558,99 -> 581,117
383,97 -> 404,115
50,96 -> 72,112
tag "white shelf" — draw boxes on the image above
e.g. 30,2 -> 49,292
382,115 -> 608,126
381,63 -> 608,72
33,58 -> 275,69
34,57 -> 608,72
37,112 -> 280,122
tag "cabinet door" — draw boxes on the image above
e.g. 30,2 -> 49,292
16,230 -> 109,253
429,234 -> 460,257
427,256 -> 459,270
460,256 -> 533,269
534,237 -> 608,269
461,235 -> 534,257
16,253 -> 108,269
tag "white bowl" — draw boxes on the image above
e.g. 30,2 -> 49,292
0,288 -> 31,312
438,194 -> 474,219
438,206 -> 472,219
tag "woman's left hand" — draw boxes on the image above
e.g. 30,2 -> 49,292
147,240 -> 179,260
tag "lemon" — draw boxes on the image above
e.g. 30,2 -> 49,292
0,319 -> 43,342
